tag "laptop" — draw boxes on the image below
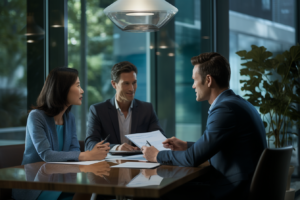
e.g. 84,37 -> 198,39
109,150 -> 143,155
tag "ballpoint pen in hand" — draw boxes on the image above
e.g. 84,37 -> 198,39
103,134 -> 110,143
146,140 -> 152,147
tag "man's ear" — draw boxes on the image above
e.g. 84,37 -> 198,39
206,75 -> 212,88
111,80 -> 117,89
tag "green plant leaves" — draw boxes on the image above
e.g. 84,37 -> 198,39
236,45 -> 300,148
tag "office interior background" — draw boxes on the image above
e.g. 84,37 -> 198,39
1,0 -> 300,191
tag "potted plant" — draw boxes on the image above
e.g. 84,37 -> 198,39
236,45 -> 300,200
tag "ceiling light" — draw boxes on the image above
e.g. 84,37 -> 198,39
126,13 -> 155,16
104,0 -> 178,32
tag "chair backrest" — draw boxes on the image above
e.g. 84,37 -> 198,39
0,142 -> 84,169
0,144 -> 25,169
79,140 -> 85,152
249,146 -> 293,200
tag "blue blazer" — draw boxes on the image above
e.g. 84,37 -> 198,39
85,97 -> 164,150
22,109 -> 81,165
157,90 -> 267,183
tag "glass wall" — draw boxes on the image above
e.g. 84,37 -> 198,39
175,0 -> 202,141
229,0 -> 298,169
0,0 -> 28,145
68,0 -> 149,140
229,0 -> 295,96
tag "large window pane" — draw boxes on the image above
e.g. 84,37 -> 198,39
0,1 -> 27,145
175,0 -> 201,141
229,0 -> 295,96
229,0 -> 298,174
68,0 -> 149,140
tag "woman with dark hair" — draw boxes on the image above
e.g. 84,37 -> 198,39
13,68 -> 109,200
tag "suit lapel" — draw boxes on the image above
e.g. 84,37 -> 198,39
108,97 -> 121,144
131,99 -> 139,134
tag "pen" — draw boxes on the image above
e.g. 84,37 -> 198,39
146,140 -> 152,146
103,134 -> 110,143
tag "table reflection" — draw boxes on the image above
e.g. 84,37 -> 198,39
16,160 -> 199,188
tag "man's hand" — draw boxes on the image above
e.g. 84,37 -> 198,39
141,146 -> 159,162
117,143 -> 139,151
162,137 -> 188,151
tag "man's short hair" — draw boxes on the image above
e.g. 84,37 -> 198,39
191,52 -> 231,88
111,61 -> 138,83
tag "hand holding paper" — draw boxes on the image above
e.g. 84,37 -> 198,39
125,130 -> 171,151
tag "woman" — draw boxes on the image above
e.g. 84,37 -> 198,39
13,68 -> 109,200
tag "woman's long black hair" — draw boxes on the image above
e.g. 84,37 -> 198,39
33,68 -> 79,116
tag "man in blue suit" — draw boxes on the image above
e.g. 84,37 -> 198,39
142,52 -> 267,199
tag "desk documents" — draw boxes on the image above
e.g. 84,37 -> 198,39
111,162 -> 160,169
106,154 -> 147,161
125,130 -> 170,151
48,160 -> 104,165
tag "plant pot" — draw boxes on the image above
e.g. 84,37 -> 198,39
284,166 -> 295,200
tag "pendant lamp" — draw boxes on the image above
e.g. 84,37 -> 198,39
19,13 -> 45,43
104,0 -> 178,32
21,13 -> 45,36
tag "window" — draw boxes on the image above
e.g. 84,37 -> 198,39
68,0 -> 149,140
229,0 -> 295,96
175,0 -> 202,141
0,0 -> 28,145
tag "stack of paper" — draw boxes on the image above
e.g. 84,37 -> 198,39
105,154 -> 146,161
47,160 -> 104,165
110,162 -> 160,169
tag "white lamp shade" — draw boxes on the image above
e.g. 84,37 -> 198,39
104,0 -> 178,32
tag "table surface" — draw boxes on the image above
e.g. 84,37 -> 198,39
0,160 -> 211,198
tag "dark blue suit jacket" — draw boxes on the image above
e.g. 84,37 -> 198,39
85,97 -> 164,150
157,90 -> 267,183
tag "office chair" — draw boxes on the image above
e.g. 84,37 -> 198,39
0,144 -> 25,169
248,146 -> 293,200
0,144 -> 25,200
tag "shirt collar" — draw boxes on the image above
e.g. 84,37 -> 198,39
114,96 -> 133,111
208,89 -> 231,114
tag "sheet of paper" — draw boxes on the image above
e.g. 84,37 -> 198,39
105,153 -> 147,161
125,130 -> 171,151
127,173 -> 163,187
47,160 -> 104,165
110,162 -> 160,169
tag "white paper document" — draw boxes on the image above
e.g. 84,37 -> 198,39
105,154 -> 147,161
110,162 -> 160,169
47,160 -> 104,165
127,173 -> 163,187
125,130 -> 171,151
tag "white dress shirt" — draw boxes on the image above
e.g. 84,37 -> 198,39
111,97 -> 134,150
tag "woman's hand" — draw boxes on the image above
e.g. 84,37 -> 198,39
90,141 -> 110,160
79,141 -> 110,161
